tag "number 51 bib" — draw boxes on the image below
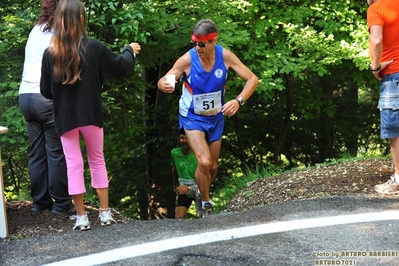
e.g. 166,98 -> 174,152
194,91 -> 222,116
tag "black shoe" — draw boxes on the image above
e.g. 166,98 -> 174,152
51,205 -> 76,216
31,204 -> 51,213
51,209 -> 67,216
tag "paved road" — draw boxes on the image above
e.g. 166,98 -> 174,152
1,196 -> 398,266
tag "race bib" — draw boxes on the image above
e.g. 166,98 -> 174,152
178,178 -> 195,187
193,91 -> 222,116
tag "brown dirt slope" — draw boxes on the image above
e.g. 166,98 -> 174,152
1,158 -> 398,242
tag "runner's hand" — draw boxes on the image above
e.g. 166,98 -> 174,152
222,100 -> 240,117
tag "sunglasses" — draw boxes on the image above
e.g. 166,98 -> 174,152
190,41 -> 212,48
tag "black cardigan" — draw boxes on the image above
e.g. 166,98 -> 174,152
40,38 -> 135,136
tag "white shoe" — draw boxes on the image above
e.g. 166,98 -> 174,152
71,214 -> 91,231
99,209 -> 117,226
374,177 -> 399,194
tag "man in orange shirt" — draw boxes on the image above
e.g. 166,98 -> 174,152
367,0 -> 399,193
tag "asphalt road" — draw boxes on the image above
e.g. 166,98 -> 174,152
1,196 -> 398,266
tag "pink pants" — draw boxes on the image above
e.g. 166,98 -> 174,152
60,125 -> 108,195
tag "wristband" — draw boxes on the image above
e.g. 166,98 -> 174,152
369,64 -> 381,72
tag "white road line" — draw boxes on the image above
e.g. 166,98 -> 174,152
43,211 -> 399,266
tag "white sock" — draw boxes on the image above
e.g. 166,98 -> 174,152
394,173 -> 399,183
202,200 -> 213,207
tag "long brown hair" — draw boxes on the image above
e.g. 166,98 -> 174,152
48,0 -> 87,84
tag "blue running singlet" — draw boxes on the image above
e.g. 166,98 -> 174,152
179,45 -> 228,122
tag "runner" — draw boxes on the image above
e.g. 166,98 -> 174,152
158,19 -> 258,216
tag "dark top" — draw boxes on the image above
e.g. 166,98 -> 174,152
40,38 -> 135,136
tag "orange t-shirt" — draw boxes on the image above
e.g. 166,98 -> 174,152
367,0 -> 399,75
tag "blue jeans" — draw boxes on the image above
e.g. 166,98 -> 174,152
19,93 -> 71,212
379,73 -> 399,139
378,72 -> 399,109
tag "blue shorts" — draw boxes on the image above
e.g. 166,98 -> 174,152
179,115 -> 224,142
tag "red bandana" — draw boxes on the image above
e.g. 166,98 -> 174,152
191,32 -> 218,42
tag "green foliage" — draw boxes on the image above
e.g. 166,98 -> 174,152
212,163 -> 284,213
217,0 -> 378,171
9,234 -> 27,240
0,0 -> 38,199
0,0 -> 389,219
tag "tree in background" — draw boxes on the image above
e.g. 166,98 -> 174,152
0,0 -> 385,219
0,0 -> 37,200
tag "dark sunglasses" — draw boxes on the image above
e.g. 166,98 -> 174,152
190,41 -> 211,48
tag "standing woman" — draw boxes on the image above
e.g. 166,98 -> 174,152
40,0 -> 141,230
19,0 -> 72,215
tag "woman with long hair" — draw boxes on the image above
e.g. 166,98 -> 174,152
19,0 -> 72,215
40,0 -> 141,230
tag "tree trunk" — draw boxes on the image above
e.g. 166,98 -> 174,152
233,116 -> 247,168
318,76 -> 335,162
274,74 -> 293,165
345,80 -> 359,155
143,67 -> 176,220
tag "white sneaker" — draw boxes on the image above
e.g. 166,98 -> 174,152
71,214 -> 91,231
99,209 -> 117,226
374,177 -> 399,194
